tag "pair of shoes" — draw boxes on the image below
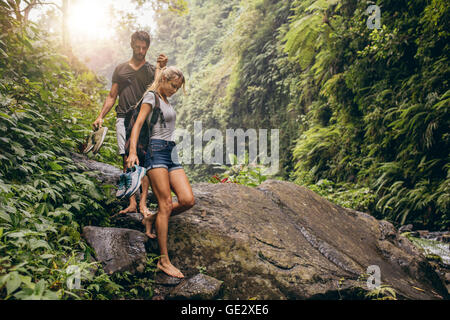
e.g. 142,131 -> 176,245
116,165 -> 147,199
83,127 -> 108,154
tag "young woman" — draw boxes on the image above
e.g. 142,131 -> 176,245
126,66 -> 194,279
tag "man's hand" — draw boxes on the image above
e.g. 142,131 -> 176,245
92,117 -> 103,130
157,54 -> 168,69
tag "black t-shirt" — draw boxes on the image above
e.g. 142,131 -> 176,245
112,61 -> 156,118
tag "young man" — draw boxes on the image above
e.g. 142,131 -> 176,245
92,31 -> 167,216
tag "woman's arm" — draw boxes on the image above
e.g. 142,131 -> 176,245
126,102 -> 152,167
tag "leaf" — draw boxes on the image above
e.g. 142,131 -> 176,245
6,231 -> 26,238
40,253 -> 55,260
0,47 -> 7,58
87,185 -> 102,201
11,143 -> 26,157
6,272 -> 22,296
29,238 -> 51,251
19,275 -> 34,289
0,210 -> 12,223
49,162 -> 63,171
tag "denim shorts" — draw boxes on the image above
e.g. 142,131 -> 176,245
144,139 -> 183,172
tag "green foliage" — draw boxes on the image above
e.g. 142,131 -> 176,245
0,10 -> 155,300
364,285 -> 397,300
286,0 -> 449,229
150,0 -> 301,181
150,0 -> 448,230
210,153 -> 269,187
307,179 -> 377,214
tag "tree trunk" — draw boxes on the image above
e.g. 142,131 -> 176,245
62,0 -> 72,54
7,0 -> 23,21
23,0 -> 38,22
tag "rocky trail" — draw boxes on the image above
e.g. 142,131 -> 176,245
71,153 -> 450,300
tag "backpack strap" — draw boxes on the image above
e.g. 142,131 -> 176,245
147,90 -> 164,135
145,90 -> 162,159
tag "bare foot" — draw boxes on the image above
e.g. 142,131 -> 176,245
118,204 -> 138,215
141,207 -> 157,239
157,260 -> 184,278
111,205 -> 138,219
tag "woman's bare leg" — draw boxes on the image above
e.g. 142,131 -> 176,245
168,168 -> 195,216
143,168 -> 194,238
148,168 -> 184,278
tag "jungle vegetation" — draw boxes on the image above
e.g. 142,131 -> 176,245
0,0 -> 448,300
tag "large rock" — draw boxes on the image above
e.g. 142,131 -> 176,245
112,212 -> 145,232
163,180 -> 449,300
72,156 -> 448,299
82,226 -> 147,275
168,274 -> 223,300
71,153 -> 122,185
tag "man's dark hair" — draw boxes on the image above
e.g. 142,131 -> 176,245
131,31 -> 151,47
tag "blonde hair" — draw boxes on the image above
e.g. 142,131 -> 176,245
147,66 -> 186,94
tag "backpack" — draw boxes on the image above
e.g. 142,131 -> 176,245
124,90 -> 165,161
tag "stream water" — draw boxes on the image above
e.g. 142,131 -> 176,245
406,235 -> 450,267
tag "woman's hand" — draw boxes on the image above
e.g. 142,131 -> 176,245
157,54 -> 168,69
126,152 -> 139,168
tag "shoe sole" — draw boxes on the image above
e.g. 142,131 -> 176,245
83,144 -> 94,154
116,174 -> 127,198
124,166 -> 146,198
93,127 -> 108,154
83,133 -> 95,154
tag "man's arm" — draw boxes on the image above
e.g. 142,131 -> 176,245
93,82 -> 119,130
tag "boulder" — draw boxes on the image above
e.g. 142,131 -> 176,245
71,153 -> 122,185
168,274 -> 223,300
163,180 -> 449,300
112,212 -> 145,232
154,272 -> 184,286
72,156 -> 449,299
82,226 -> 147,275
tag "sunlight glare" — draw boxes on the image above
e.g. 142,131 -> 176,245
67,0 -> 114,40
